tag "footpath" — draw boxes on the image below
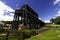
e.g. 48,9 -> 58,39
38,27 -> 50,34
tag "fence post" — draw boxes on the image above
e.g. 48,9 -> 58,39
6,32 -> 9,40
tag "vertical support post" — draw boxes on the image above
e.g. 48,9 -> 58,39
20,17 -> 22,24
23,9 -> 26,26
25,10 -> 28,28
17,15 -> 19,30
23,10 -> 25,25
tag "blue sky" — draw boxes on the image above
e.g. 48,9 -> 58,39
0,0 -> 60,22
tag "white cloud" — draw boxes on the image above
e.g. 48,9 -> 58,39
55,10 -> 60,16
43,0 -> 60,23
44,20 -> 50,23
58,10 -> 60,13
52,10 -> 60,20
0,1 -> 15,21
53,0 -> 60,18
38,18 -> 51,23
53,0 -> 60,5
39,18 -> 41,20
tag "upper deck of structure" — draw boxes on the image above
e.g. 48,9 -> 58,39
15,4 -> 38,17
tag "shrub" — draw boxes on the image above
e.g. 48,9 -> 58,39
0,27 -> 5,33
18,29 -> 38,39
22,30 -> 31,39
31,29 -> 38,36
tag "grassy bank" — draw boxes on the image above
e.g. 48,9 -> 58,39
27,28 -> 60,40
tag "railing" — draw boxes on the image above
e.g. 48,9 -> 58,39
0,32 -> 24,40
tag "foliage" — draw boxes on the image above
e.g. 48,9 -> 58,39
27,28 -> 60,40
50,16 -> 60,24
2,21 -> 13,24
18,29 -> 38,39
0,27 -> 5,33
30,29 -> 38,36
22,30 -> 31,39
50,19 -> 55,23
39,20 -> 45,26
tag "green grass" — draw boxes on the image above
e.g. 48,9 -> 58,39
27,28 -> 60,40
0,35 -> 18,40
45,24 -> 60,27
0,34 -> 21,40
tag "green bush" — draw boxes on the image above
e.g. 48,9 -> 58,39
0,27 -> 5,33
18,29 -> 38,39
22,30 -> 31,39
31,29 -> 38,36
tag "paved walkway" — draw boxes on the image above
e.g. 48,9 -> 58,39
38,27 -> 50,34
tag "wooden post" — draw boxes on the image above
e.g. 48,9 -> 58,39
6,32 -> 9,40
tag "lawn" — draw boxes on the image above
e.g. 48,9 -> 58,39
26,28 -> 60,40
45,24 -> 60,27
0,35 -> 18,40
0,33 -> 21,40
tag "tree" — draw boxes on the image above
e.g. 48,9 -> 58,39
39,20 -> 45,26
50,19 -> 55,23
50,16 -> 60,24
54,16 -> 60,24
2,21 -> 13,24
